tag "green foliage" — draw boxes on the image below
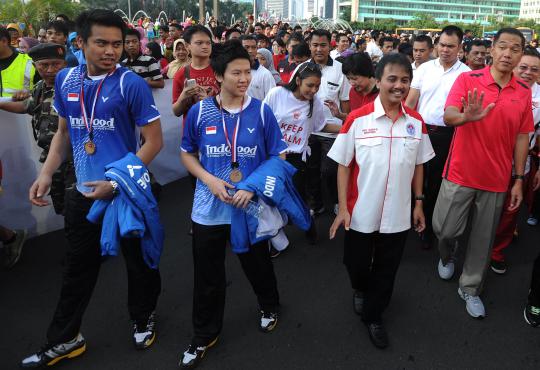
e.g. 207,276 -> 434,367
407,13 -> 439,29
339,6 -> 351,23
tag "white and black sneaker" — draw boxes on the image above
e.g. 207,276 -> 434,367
21,333 -> 86,368
180,337 -> 218,369
133,311 -> 156,350
259,311 -> 278,332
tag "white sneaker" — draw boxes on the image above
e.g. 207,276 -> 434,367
458,288 -> 486,318
438,259 -> 454,280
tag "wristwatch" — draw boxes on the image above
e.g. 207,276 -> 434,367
110,180 -> 119,196
512,174 -> 525,180
415,195 -> 425,201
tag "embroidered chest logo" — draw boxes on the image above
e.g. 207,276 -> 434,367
406,123 -> 416,136
293,111 -> 301,120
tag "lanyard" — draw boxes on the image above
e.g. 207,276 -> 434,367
79,67 -> 114,139
219,94 -> 245,166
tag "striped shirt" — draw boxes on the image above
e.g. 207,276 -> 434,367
122,54 -> 163,81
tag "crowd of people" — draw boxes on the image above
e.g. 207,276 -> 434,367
1,9 -> 540,369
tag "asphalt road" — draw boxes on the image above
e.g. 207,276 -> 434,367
1,177 -> 540,370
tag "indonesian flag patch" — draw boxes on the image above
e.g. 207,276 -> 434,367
67,93 -> 79,102
206,126 -> 217,135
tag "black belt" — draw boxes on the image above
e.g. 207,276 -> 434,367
426,124 -> 454,132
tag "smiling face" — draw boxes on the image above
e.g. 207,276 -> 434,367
491,32 -> 523,74
296,75 -> 321,101
377,63 -> 411,107
514,55 -> 540,87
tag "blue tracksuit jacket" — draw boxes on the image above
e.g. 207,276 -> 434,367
87,153 -> 164,269
232,157 -> 311,253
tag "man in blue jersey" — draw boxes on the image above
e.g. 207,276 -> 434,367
179,40 -> 287,369
21,9 -> 164,368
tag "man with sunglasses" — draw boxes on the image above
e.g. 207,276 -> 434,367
434,28 -> 533,319
0,43 -> 75,216
490,47 -> 540,275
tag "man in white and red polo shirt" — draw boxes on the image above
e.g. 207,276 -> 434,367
434,28 -> 534,319
328,53 -> 434,349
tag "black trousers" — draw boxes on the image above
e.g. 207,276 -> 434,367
306,135 -> 338,209
191,222 -> 279,346
286,153 -> 308,202
424,125 -> 454,243
46,190 -> 161,344
343,229 -> 408,323
529,251 -> 540,307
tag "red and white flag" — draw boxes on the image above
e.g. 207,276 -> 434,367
67,93 -> 79,102
206,126 -> 217,135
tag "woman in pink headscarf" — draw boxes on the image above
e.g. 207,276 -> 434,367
135,26 -> 148,53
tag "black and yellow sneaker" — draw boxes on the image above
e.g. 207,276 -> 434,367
180,337 -> 218,369
133,311 -> 156,350
259,311 -> 278,332
524,304 -> 540,327
20,333 -> 86,368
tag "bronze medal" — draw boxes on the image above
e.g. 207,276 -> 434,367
84,141 -> 96,155
230,168 -> 243,183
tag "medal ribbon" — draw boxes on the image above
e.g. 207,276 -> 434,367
219,95 -> 245,166
80,67 -> 115,140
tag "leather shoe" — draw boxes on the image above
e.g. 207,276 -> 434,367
365,322 -> 389,349
353,291 -> 364,315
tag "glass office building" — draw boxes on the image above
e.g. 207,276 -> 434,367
354,0 -> 521,25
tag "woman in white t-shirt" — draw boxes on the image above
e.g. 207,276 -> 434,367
264,62 -> 339,253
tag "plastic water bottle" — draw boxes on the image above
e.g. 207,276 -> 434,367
227,189 -> 264,218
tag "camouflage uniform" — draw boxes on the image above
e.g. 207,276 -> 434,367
24,80 -> 75,215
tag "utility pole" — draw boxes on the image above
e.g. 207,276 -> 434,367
214,0 -> 219,20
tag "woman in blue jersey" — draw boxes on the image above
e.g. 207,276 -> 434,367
179,40 -> 287,369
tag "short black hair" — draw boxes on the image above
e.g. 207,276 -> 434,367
413,35 -> 433,49
125,28 -> 141,41
336,33 -> 349,43
494,27 -> 526,50
375,53 -> 413,81
210,39 -> 251,77
183,25 -> 212,43
379,36 -> 397,48
310,29 -> 331,43
287,32 -> 304,45
0,27 -> 10,42
254,22 -> 263,29
169,23 -> 183,31
225,28 -> 241,40
524,46 -> 540,59
159,25 -> 169,33
46,20 -> 69,37
291,42 -> 311,59
342,52 -> 374,78
56,14 -> 70,22
76,9 -> 127,43
257,34 -> 271,44
273,38 -> 285,48
464,39 -> 486,53
240,34 -> 257,43
398,43 -> 413,58
146,41 -> 163,60
441,25 -> 464,43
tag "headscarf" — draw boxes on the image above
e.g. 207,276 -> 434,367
167,39 -> 190,79
19,37 -> 39,52
257,48 -> 282,85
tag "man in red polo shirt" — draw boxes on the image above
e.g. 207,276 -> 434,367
433,28 -> 533,319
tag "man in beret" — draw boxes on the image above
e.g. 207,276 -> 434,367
0,43 -> 75,215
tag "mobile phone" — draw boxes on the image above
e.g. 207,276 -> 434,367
186,79 -> 197,88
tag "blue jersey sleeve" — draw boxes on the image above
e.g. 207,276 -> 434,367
53,69 -> 67,118
181,102 -> 201,153
123,72 -> 161,127
262,103 -> 288,156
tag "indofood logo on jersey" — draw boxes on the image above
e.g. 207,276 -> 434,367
69,116 -> 115,131
205,144 -> 257,158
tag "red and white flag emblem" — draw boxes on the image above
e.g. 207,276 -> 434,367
67,93 -> 79,102
206,126 -> 217,135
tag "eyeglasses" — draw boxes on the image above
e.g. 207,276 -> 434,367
518,64 -> 540,73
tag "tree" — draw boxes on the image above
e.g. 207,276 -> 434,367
339,6 -> 351,23
407,13 -> 438,29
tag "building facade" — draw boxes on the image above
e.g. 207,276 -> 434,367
353,0 -> 521,25
520,0 -> 540,22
